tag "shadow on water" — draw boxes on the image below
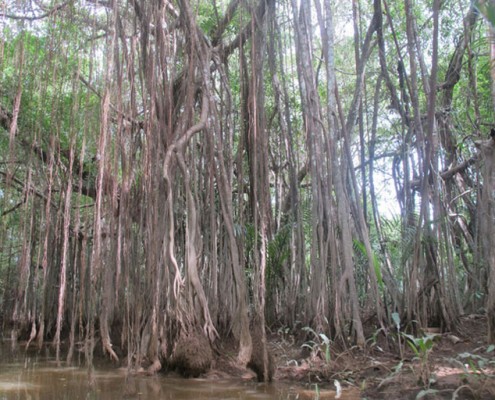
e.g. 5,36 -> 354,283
0,342 -> 361,399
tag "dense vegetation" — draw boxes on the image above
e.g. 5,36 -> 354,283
1,0 -> 495,380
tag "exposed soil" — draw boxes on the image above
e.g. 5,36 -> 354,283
169,331 -> 213,377
247,316 -> 275,382
10,315 -> 494,398
203,314 -> 495,399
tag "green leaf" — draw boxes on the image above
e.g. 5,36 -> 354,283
353,239 -> 384,290
403,333 -> 419,345
487,344 -> 495,353
416,389 -> 439,399
393,361 -> 403,373
319,333 -> 330,344
407,340 -> 420,357
392,312 -> 401,330
302,326 -> 318,339
475,0 -> 495,27
324,344 -> 331,363
313,383 -> 320,399
301,341 -> 317,350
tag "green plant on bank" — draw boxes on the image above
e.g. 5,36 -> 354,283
391,313 -> 438,389
311,381 -> 342,400
365,326 -> 389,355
313,383 -> 320,399
414,388 -> 440,399
448,345 -> 495,399
277,326 -> 292,344
392,312 -> 404,359
458,345 -> 495,378
377,360 -> 404,391
403,332 -> 438,388
301,327 -> 332,364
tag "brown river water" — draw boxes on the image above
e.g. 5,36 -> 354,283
0,342 -> 362,399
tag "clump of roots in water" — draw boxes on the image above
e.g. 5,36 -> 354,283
170,331 -> 213,378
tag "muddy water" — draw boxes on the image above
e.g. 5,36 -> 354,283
0,343 -> 361,399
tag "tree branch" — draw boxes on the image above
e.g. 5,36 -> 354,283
0,1 -> 71,21
217,0 -> 275,60
410,156 -> 478,189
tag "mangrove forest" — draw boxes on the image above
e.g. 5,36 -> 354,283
1,0 -> 495,397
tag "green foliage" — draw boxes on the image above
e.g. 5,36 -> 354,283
475,0 -> 495,27
196,1 -> 217,34
447,347 -> 495,398
378,360 -> 404,390
391,311 -> 405,359
1,28 -> 101,166
391,313 -> 437,388
313,383 -> 320,399
402,333 -> 437,359
266,222 -> 291,288
379,214 -> 419,288
404,334 -> 437,387
454,350 -> 495,377
392,312 -> 401,331
302,326 -> 332,364
415,389 -> 439,399
353,239 -> 384,291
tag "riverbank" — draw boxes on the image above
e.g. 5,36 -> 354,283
205,314 -> 494,399
2,314 -> 494,399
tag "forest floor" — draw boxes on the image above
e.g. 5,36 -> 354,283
206,314 -> 495,399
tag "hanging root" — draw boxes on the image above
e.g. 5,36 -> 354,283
101,333 -> 119,362
25,320 -> 37,349
147,359 -> 162,375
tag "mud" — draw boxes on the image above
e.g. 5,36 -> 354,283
170,331 -> 213,378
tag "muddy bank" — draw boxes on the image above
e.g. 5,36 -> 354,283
5,314 -> 495,399
204,314 -> 495,399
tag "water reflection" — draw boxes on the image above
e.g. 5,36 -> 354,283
0,343 -> 360,399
